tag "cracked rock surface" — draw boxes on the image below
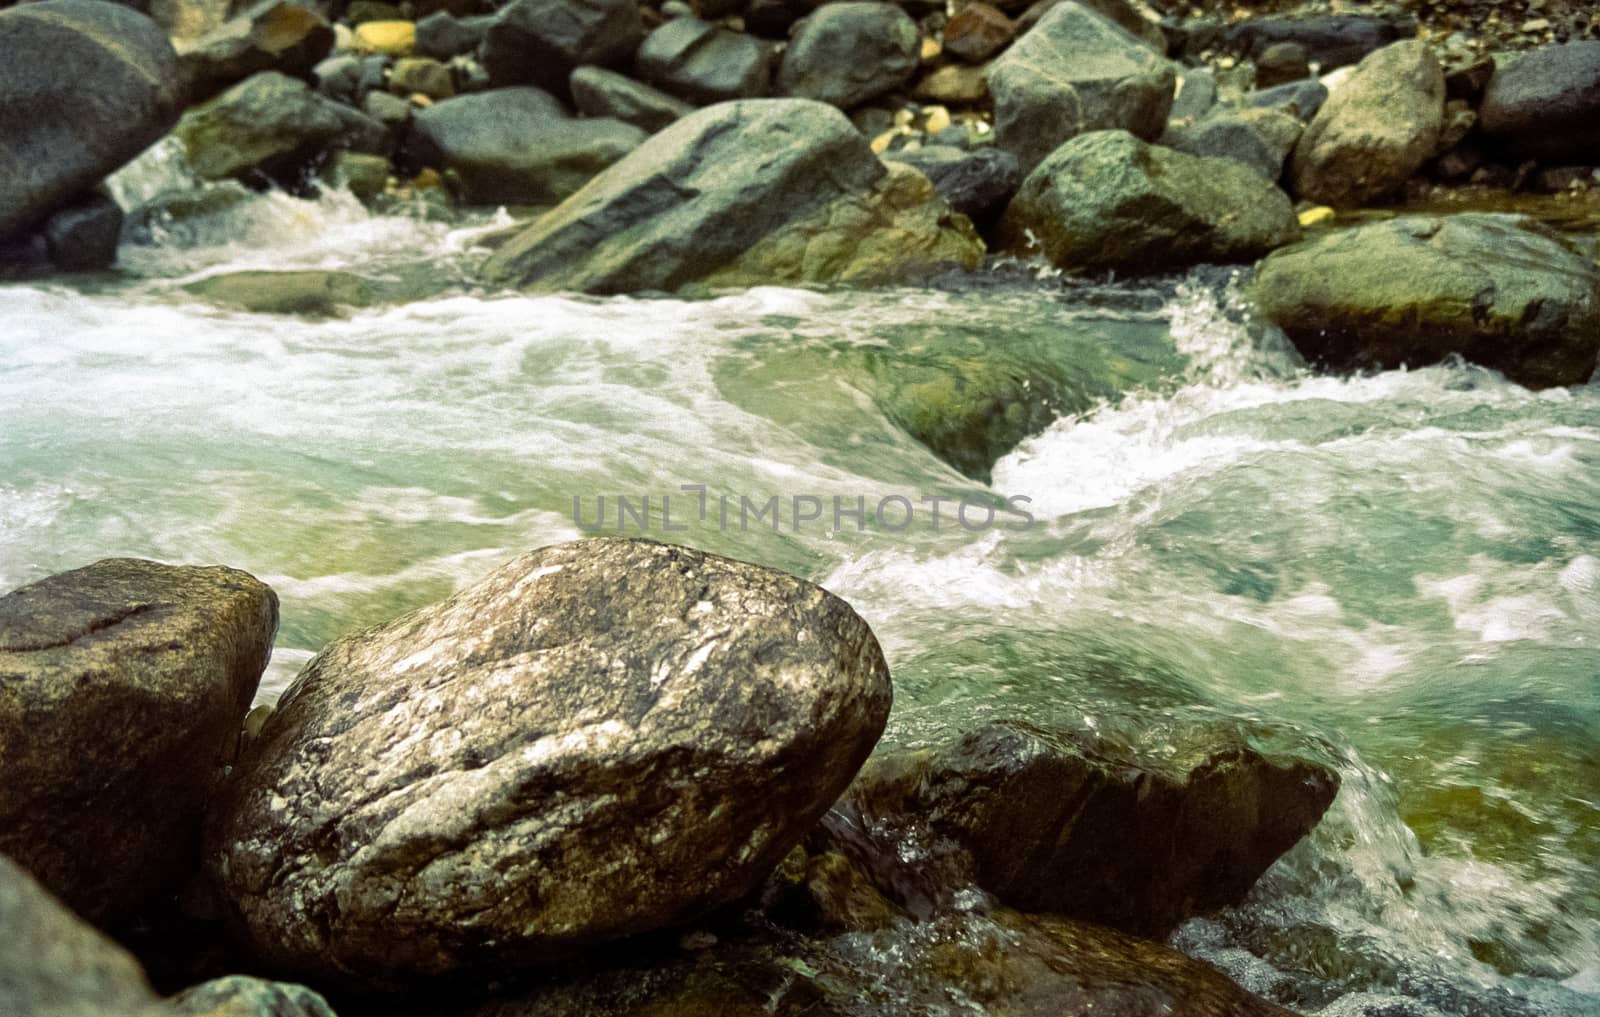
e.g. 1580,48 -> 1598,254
205,537 -> 891,990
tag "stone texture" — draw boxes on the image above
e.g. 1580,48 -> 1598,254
986,1 -> 1174,173
913,63 -> 989,103
205,538 -> 891,988
481,0 -> 644,94
389,56 -> 455,99
169,975 -> 337,1017
1478,41 -> 1600,166
635,16 -> 773,104
1163,106 -> 1304,183
1289,39 -> 1444,208
1253,214 -> 1600,390
775,2 -> 919,110
1255,40 -> 1309,88
944,2 -> 1013,64
413,10 -> 487,60
1006,129 -> 1299,275
0,0 -> 182,240
176,0 -> 334,104
184,269 -> 380,315
1244,78 -> 1329,122
0,559 -> 276,923
1217,13 -> 1417,71
887,145 -> 1021,231
570,64 -> 695,133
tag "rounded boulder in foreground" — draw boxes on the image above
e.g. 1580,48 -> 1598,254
205,538 -> 892,989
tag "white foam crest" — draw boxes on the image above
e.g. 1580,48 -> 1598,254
0,484 -> 80,593
1417,553 -> 1600,646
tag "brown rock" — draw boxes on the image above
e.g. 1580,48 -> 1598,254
943,3 -> 1013,65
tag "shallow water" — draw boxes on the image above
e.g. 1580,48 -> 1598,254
3,165 -> 1597,1015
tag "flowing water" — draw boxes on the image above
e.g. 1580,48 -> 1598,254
2,151 -> 1597,1016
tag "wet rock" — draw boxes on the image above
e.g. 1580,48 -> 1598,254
324,151 -> 391,203
168,975 -> 337,1017
1253,214 -> 1600,390
887,145 -> 1021,231
482,98 -> 981,294
1006,129 -> 1298,275
987,1 -> 1174,172
1255,41 -> 1309,88
913,63 -> 989,103
481,0 -> 644,94
389,56 -> 455,99
42,190 -> 124,271
1244,78 -> 1328,122
176,71 -> 388,186
570,64 -> 695,133
0,855 -> 164,1017
637,16 -> 773,104
0,0 -> 182,241
1163,106 -> 1303,183
1289,39 -> 1443,208
176,0 -> 334,105
0,559 -> 276,924
184,268 -> 381,315
777,2 -> 919,110
943,2 -> 1012,65
413,10 -> 486,60
839,718 -> 1337,938
205,538 -> 891,989
1478,42 -> 1600,166
407,88 -> 646,206
1217,13 -> 1417,71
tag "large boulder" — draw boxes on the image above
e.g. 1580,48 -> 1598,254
1005,129 -> 1299,275
986,1 -> 1174,172
1252,214 -> 1600,390
775,2 -> 920,111
1478,41 -> 1600,166
480,0 -> 643,94
175,0 -> 334,105
205,538 -> 892,989
1163,106 -> 1304,183
480,98 -> 980,294
0,559 -> 277,924
1289,39 -> 1443,208
634,17 -> 773,104
0,0 -> 183,240
176,71 -> 388,185
407,88 -> 647,206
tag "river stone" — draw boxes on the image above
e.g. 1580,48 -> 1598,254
913,63 -> 990,104
184,269 -> 381,315
1006,129 -> 1298,275
413,10 -> 486,60
205,538 -> 892,988
570,65 -> 695,133
840,718 -> 1338,938
1244,78 -> 1329,122
886,145 -> 1021,231
169,976 -> 337,1017
635,16 -> 773,104
1163,106 -> 1304,183
1216,13 -> 1416,71
1252,214 -> 1600,390
176,0 -> 334,105
944,3 -> 1013,65
176,71 -> 388,186
776,2 -> 920,110
0,0 -> 182,241
0,855 -> 165,1017
1289,39 -> 1443,208
481,0 -> 644,94
407,88 -> 647,206
1478,42 -> 1600,166
0,559 -> 277,924
986,1 -> 1175,173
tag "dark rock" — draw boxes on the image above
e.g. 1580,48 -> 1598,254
777,2 -> 920,110
1163,106 -> 1303,183
480,0 -> 644,95
943,2 -> 1012,65
169,975 -> 337,1017
1005,129 -> 1299,275
1255,40 -> 1309,88
479,98 -> 980,293
1444,54 -> 1494,101
408,87 -> 645,205
635,16 -> 772,104
888,145 -> 1021,230
1535,165 -> 1596,193
1167,67 -> 1217,127
838,718 -> 1337,938
1253,214 -> 1600,390
1436,98 -> 1476,153
1016,0 -> 1166,53
1289,39 -> 1444,208
413,10 -> 486,60
42,191 -> 123,271
744,0 -> 803,38
1479,41 -> 1600,166
0,0 -> 182,241
184,268 -> 380,315
1217,13 -> 1418,71
1244,78 -> 1328,122
0,559 -> 276,924
176,0 -> 334,105
570,64 -> 694,133
205,538 -> 892,989
177,70 -> 389,186
1434,142 -> 1483,182
986,1 -> 1175,173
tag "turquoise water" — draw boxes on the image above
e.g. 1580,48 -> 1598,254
2,167 -> 1596,1015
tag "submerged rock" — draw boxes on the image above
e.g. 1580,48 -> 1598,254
1252,214 -> 1600,390
0,0 -> 183,241
1005,130 -> 1299,275
776,2 -> 920,111
1478,41 -> 1600,166
479,98 -> 978,294
205,538 -> 891,989
183,269 -> 381,316
0,559 -> 276,924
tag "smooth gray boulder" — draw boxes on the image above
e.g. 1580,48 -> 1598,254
0,0 -> 182,240
205,538 -> 892,989
776,2 -> 920,110
986,1 -> 1174,172
635,17 -> 773,104
1289,39 -> 1443,207
480,0 -> 644,94
1478,41 -> 1600,166
1253,214 -> 1600,390
408,88 -> 646,206
570,65 -> 695,133
1005,130 -> 1299,275
413,10 -> 487,60
0,559 -> 277,924
1163,106 -> 1304,183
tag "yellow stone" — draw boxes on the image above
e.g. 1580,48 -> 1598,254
920,36 -> 941,62
1298,205 -> 1335,227
923,105 -> 951,135
354,20 -> 414,56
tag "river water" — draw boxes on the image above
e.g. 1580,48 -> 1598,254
2,156 -> 1596,1016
